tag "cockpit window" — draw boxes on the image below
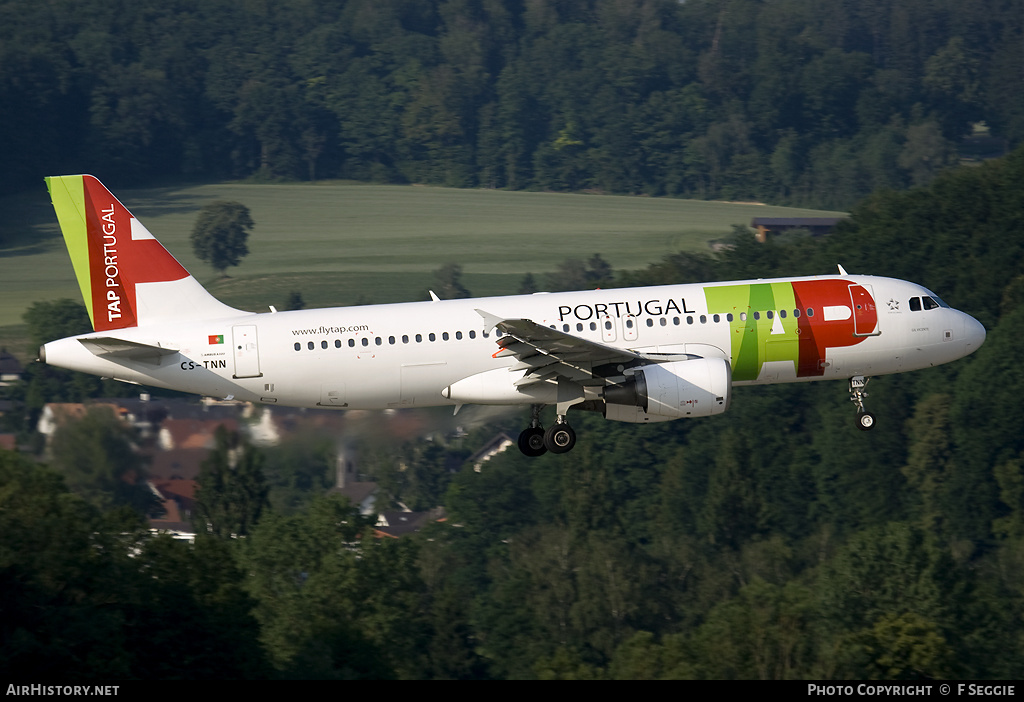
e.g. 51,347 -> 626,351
921,289 -> 950,308
910,291 -> 950,311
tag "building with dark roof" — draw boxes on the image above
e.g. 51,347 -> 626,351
0,350 -> 23,385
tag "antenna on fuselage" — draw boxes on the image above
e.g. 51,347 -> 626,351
837,264 -> 849,276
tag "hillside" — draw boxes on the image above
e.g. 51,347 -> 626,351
0,181 -> 842,329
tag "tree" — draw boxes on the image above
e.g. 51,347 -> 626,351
431,262 -> 471,299
194,426 -> 269,538
0,449 -> 139,679
544,254 -> 615,292
283,290 -> 306,311
518,272 -> 539,294
190,201 -> 254,276
48,405 -> 159,517
23,299 -> 91,349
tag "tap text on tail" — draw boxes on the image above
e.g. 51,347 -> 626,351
40,175 -> 986,456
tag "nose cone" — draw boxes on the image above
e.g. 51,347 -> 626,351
964,314 -> 986,356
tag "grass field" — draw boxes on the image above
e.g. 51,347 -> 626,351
0,180 -> 843,355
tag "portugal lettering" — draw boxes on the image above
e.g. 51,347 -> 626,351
101,205 -> 122,322
558,298 -> 695,322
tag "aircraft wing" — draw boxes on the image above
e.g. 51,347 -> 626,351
476,309 -> 696,388
79,336 -> 179,364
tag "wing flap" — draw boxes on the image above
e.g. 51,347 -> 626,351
474,309 -> 713,392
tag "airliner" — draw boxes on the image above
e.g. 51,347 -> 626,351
39,175 -> 986,456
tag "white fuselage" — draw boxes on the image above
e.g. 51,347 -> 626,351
41,274 -> 986,411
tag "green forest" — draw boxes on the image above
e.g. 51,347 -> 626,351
4,0 -> 1024,681
1,0 -> 1021,208
4,148 -> 1024,679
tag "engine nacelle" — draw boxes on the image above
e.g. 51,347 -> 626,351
603,357 -> 731,423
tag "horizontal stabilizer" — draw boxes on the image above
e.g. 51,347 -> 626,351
79,336 -> 178,363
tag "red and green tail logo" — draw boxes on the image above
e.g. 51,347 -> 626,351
45,175 -> 189,331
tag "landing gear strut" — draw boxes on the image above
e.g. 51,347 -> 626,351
517,405 -> 547,457
849,376 -> 875,431
517,405 -> 577,456
544,417 -> 576,454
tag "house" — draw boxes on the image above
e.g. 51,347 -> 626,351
331,482 -> 380,516
149,478 -> 197,522
750,216 -> 846,243
468,432 -> 516,472
37,402 -> 122,439
247,405 -> 350,447
147,447 -> 211,481
158,418 -> 239,450
374,507 -> 446,538
0,350 -> 23,386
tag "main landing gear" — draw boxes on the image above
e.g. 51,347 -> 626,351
849,376 -> 876,431
517,405 -> 577,456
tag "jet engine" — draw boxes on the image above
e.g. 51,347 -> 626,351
602,357 -> 731,423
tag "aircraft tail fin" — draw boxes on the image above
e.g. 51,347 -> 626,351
45,175 -> 242,332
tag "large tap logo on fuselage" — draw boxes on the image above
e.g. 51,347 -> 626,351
705,279 -> 878,381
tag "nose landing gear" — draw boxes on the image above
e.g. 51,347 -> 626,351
849,376 -> 876,431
